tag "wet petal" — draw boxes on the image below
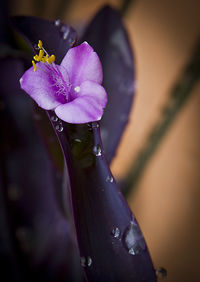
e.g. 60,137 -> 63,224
55,84 -> 106,124
61,42 -> 103,86
73,80 -> 107,106
20,62 -> 69,110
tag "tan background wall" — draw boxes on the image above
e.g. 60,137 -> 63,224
10,0 -> 200,281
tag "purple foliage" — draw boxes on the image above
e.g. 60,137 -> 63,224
5,5 -> 157,282
46,111 -> 156,281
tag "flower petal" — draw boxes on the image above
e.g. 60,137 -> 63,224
20,62 -> 69,110
61,42 -> 103,86
77,80 -> 107,107
55,82 -> 107,123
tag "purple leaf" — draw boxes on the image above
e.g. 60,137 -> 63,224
80,6 -> 135,163
47,117 -> 157,282
13,16 -> 156,281
12,16 -> 77,64
0,57 -> 83,282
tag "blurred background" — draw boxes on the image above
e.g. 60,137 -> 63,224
5,0 -> 200,281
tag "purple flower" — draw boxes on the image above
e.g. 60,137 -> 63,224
20,41 -> 107,124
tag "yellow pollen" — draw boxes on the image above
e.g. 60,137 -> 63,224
33,54 -> 39,61
41,54 -> 49,63
32,40 -> 56,71
38,49 -> 44,61
47,55 -> 55,64
32,60 -> 37,72
38,40 -> 43,49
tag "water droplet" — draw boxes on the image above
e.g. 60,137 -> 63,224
87,122 -> 99,130
93,144 -> 102,156
106,175 -> 113,183
54,19 -> 61,26
156,267 -> 167,279
123,221 -> 146,255
74,138 -> 82,143
87,257 -> 92,267
111,227 -> 120,238
63,32 -> 68,40
87,123 -> 92,131
60,26 -> 69,40
92,122 -> 99,128
55,124 -> 63,132
80,256 -> 92,267
128,248 -> 136,255
51,115 -> 58,122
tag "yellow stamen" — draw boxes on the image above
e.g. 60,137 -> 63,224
38,40 -> 43,49
32,40 -> 56,71
47,55 -> 55,64
38,49 -> 44,61
33,54 -> 39,61
32,60 -> 37,72
40,54 -> 48,63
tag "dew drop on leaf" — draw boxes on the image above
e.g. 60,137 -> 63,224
55,124 -> 63,132
51,115 -> 58,122
111,227 -> 120,239
93,144 -> 102,156
87,257 -> 92,267
60,26 -> 69,40
74,138 -> 82,143
54,19 -> 61,26
123,220 -> 146,255
80,256 -> 92,267
106,175 -> 113,183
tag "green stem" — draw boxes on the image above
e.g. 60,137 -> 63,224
120,0 -> 135,15
123,38 -> 200,197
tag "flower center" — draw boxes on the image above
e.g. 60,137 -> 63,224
50,71 -> 71,103
32,40 -> 71,104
